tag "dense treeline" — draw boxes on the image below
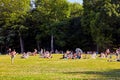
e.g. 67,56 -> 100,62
82,0 -> 120,52
0,0 -> 119,53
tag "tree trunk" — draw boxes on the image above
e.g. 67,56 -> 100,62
97,44 -> 99,54
51,34 -> 54,52
19,32 -> 24,53
0,46 -> 2,54
37,41 -> 40,51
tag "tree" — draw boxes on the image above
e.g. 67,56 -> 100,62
62,2 -> 85,50
82,0 -> 120,52
0,0 -> 30,53
34,0 -> 70,51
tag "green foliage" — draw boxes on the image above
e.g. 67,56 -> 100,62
0,0 -> 119,53
70,2 -> 83,17
0,0 -> 30,26
82,0 -> 120,51
35,0 -> 70,31
31,0 -> 71,50
0,0 -> 31,53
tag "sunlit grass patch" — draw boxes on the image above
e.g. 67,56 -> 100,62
0,54 -> 120,80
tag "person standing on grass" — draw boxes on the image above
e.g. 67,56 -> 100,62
10,49 -> 16,64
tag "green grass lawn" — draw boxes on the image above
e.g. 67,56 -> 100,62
0,54 -> 120,80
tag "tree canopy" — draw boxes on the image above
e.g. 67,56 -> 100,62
0,0 -> 119,53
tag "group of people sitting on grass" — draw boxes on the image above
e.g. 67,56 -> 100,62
62,47 -> 120,61
21,48 -> 52,59
40,51 -> 52,58
62,48 -> 97,59
21,49 -> 37,59
62,48 -> 83,59
99,48 -> 120,61
7,47 -> 120,63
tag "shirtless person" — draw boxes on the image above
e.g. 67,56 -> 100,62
10,49 -> 16,64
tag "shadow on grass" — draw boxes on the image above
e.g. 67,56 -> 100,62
63,69 -> 120,79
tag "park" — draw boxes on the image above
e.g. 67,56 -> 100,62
0,0 -> 120,80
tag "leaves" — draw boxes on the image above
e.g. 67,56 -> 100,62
82,0 -> 120,51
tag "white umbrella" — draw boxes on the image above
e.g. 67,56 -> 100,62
75,48 -> 83,54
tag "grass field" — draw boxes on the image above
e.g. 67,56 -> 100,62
0,54 -> 120,80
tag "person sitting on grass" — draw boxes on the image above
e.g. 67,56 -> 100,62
91,51 -> 97,59
75,48 -> 83,59
105,48 -> 110,58
44,51 -> 52,58
62,52 -> 68,59
105,48 -> 113,62
62,50 -> 71,59
7,48 -> 11,55
9,49 -> 16,64
99,52 -> 105,58
72,52 -> 77,59
21,52 -> 29,59
33,49 -> 37,56
116,48 -> 120,61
